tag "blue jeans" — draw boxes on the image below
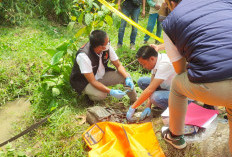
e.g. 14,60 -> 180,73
118,6 -> 140,45
144,13 -> 162,42
137,77 -> 169,109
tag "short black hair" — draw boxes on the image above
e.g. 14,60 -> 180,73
136,46 -> 158,59
89,30 -> 107,48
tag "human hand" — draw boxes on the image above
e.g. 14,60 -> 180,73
125,77 -> 134,90
140,107 -> 151,120
118,5 -> 121,11
150,44 -> 165,52
155,4 -> 161,10
126,106 -> 136,122
110,89 -> 126,99
142,10 -> 145,17
150,44 -> 159,52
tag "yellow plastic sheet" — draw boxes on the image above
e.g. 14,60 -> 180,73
83,122 -> 165,157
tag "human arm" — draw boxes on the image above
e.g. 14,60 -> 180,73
131,78 -> 163,109
112,59 -> 134,90
111,59 -> 129,78
172,57 -> 186,74
142,0 -> 146,17
150,43 -> 165,52
163,32 -> 186,74
147,0 -> 156,7
127,78 -> 163,121
84,73 -> 126,98
140,98 -> 152,120
84,73 -> 111,93
118,0 -> 122,11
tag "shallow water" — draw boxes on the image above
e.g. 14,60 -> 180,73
0,98 -> 30,143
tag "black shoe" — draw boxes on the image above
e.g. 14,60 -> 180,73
84,95 -> 94,106
203,104 -> 215,110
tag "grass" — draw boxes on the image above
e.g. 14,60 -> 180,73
0,15 -> 203,157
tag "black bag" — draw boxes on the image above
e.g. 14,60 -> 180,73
86,106 -> 126,125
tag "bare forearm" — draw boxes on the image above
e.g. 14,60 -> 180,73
132,87 -> 153,108
90,80 -> 111,93
143,0 -> 146,11
117,64 -> 129,78
118,0 -> 121,6
172,58 -> 186,74
146,98 -> 152,108
131,78 -> 163,109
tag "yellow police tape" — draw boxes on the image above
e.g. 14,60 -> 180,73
97,0 -> 164,43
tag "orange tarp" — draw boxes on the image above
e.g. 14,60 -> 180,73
83,122 -> 165,157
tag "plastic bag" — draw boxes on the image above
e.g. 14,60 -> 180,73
83,122 -> 165,157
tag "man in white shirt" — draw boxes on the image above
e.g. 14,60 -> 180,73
70,30 -> 137,103
126,45 -> 176,121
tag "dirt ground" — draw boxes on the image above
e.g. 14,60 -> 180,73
198,122 -> 231,157
111,103 -> 232,156
156,117 -> 231,157
0,98 -> 30,143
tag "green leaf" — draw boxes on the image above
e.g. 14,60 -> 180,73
75,27 -> 86,38
102,5 -> 109,14
52,87 -> 60,96
71,16 -> 77,21
50,106 -> 58,112
51,51 -> 64,65
67,49 -> 74,56
86,0 -> 93,8
97,21 -> 104,27
56,41 -> 69,51
78,12 -> 84,24
93,2 -> 100,10
97,11 -> 104,19
67,22 -> 75,32
17,151 -> 26,157
104,15 -> 113,26
41,74 -> 55,78
86,24 -> 93,35
85,13 -> 93,25
49,100 -> 58,112
44,48 -> 57,57
45,81 -> 56,87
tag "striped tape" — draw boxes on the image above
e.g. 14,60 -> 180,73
98,0 -> 164,43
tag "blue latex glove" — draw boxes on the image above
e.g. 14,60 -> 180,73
110,89 -> 126,99
140,108 -> 151,120
125,77 -> 134,90
126,106 -> 136,122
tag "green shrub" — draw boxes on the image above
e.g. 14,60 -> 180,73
0,0 -> 33,25
37,0 -> 73,24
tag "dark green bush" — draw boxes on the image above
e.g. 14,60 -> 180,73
0,0 -> 73,25
0,0 -> 33,25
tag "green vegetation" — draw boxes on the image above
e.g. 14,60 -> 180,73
0,1 -> 201,156
0,16 -> 150,156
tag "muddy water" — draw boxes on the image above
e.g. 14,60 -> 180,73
0,98 -> 30,143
